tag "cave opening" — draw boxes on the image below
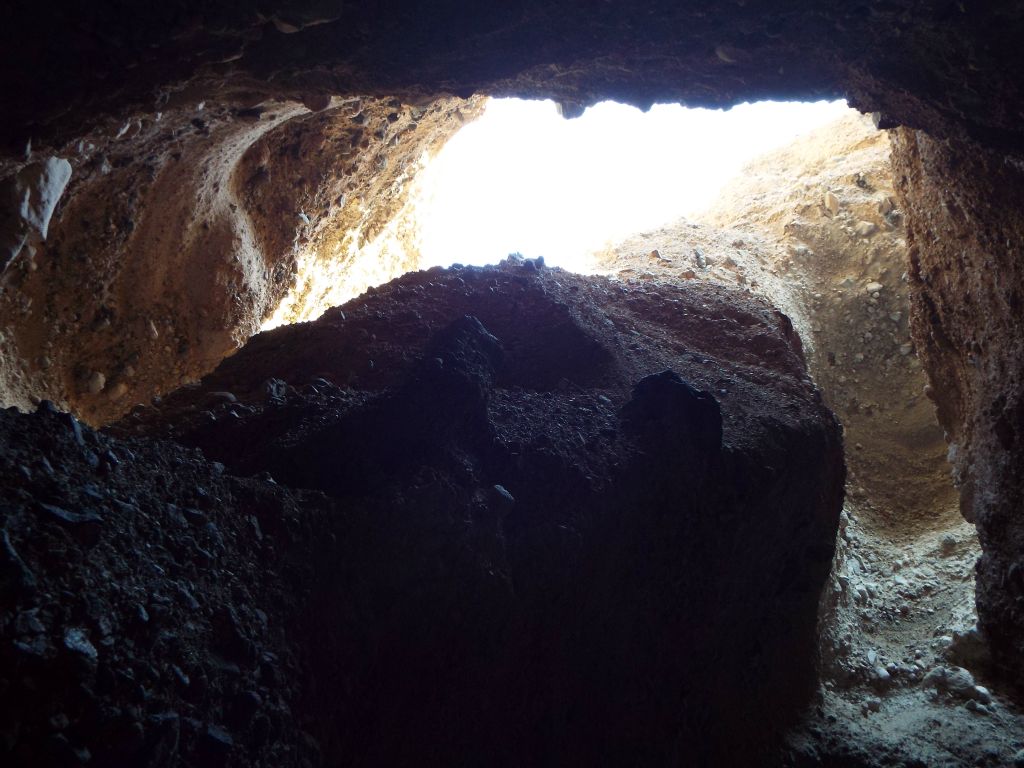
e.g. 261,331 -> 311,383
254,94 -> 987,756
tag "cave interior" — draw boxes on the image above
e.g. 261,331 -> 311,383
3,2 -> 1024,766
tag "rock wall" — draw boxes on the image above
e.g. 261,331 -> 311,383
700,114 -> 954,528
0,95 -> 478,424
4,3 -> 1024,153
891,128 -> 1024,683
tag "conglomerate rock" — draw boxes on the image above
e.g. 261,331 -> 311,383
0,95 -> 479,423
102,260 -> 844,764
890,128 -> 1024,686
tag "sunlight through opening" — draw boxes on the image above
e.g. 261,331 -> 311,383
412,98 -> 851,273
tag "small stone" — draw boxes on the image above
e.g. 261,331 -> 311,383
855,221 -> 878,237
301,93 -> 332,112
922,665 -> 978,700
60,411 -> 85,445
865,282 -> 884,293
823,190 -> 840,215
86,371 -> 106,394
172,665 -> 190,687
110,382 -> 129,400
489,484 -> 516,509
63,627 -> 98,661
940,534 -> 957,554
873,666 -> 891,688
39,503 -> 102,526
200,723 -> 234,764
899,342 -> 913,356
147,320 -> 160,340
2,529 -> 37,593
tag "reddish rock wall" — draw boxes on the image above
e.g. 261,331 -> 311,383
0,96 -> 478,424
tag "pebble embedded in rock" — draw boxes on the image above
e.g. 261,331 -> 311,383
824,190 -> 840,214
87,371 -> 106,394
922,665 -> 981,702
865,282 -> 884,293
855,221 -> 878,237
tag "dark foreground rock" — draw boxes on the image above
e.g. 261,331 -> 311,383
0,403 -> 331,768
4,261 -> 843,766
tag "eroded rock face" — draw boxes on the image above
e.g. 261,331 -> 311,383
890,129 -> 1024,683
0,95 -> 478,423
105,261 -> 844,764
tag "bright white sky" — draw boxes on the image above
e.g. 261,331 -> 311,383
414,98 -> 850,272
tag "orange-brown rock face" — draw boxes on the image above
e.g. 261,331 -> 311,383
891,128 -> 1024,683
0,96 -> 478,424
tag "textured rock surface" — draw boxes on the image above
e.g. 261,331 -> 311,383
700,114 -> 953,529
106,261 -> 844,764
3,3 -> 1024,153
0,404 -> 332,768
595,115 -> 1024,767
0,96 -> 478,423
891,128 -> 1024,685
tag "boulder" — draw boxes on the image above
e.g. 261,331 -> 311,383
116,260 -> 844,764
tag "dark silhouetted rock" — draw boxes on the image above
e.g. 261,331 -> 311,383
113,261 -> 843,764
